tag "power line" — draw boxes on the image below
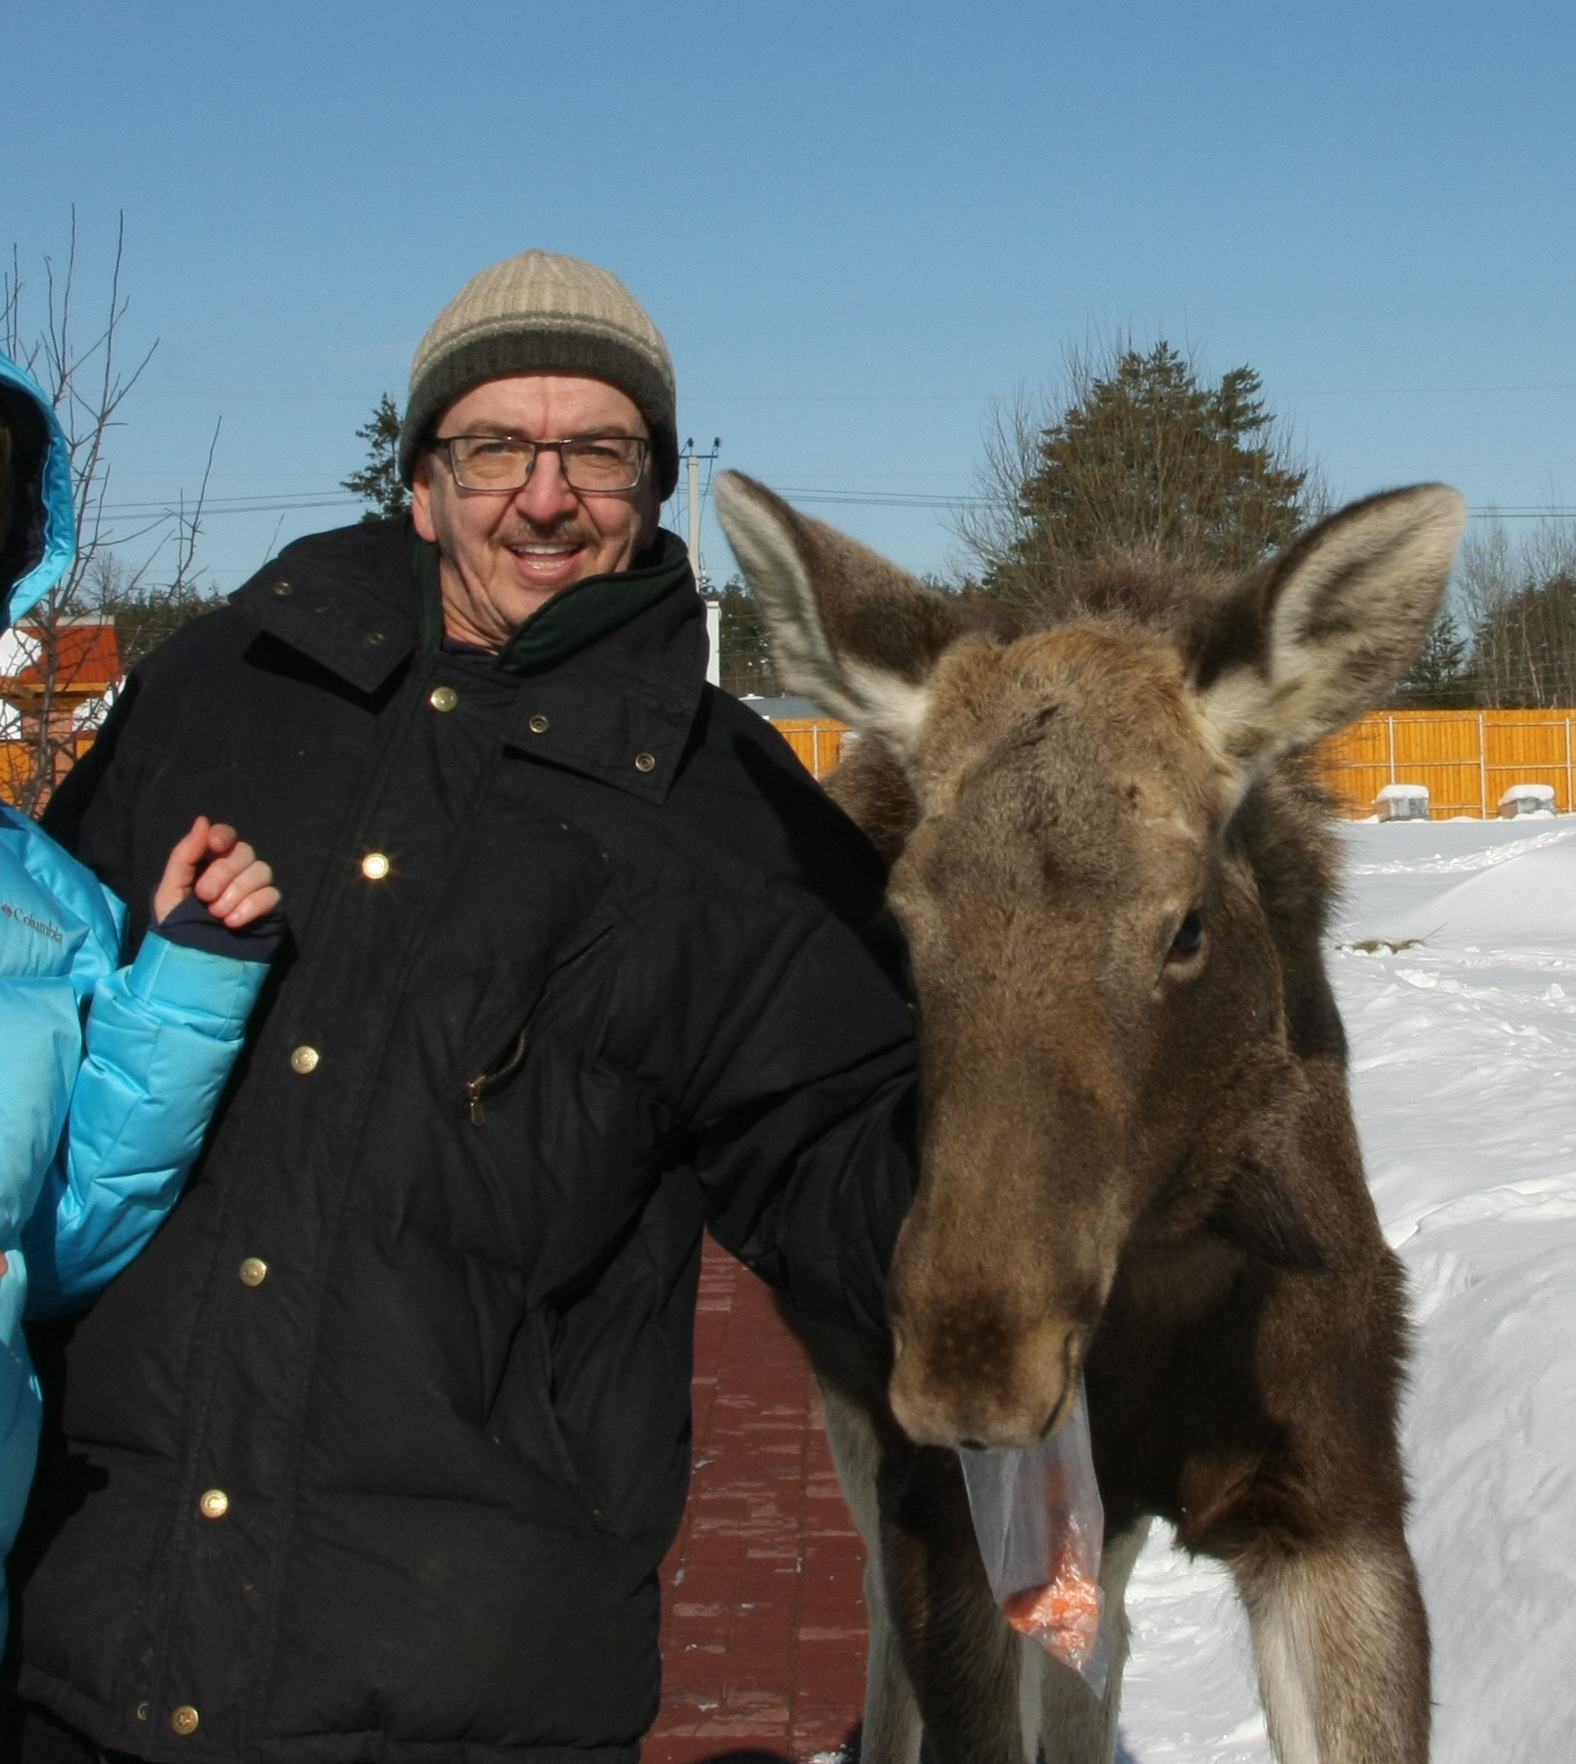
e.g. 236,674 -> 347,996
124,382 -> 1576,406
94,486 -> 1576,524
100,491 -> 361,519
1291,384 -> 1576,398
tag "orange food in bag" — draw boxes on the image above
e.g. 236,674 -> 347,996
1000,1544 -> 1102,1670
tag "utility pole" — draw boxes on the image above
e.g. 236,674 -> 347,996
680,438 -> 722,685
680,437 -> 722,590
687,451 -> 703,584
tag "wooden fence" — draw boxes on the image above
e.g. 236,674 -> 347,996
1307,709 -> 1576,818
11,710 -> 1573,822
0,733 -> 98,810
769,719 -> 857,783
768,709 -> 1576,819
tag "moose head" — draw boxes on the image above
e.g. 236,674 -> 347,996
717,473 -> 1465,1452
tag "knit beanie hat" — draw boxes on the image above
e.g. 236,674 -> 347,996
399,251 -> 678,499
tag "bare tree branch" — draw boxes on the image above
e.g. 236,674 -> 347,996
1,214 -> 187,813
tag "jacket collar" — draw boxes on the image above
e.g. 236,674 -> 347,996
230,518 -> 709,803
231,517 -> 420,694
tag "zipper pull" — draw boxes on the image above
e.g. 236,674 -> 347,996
465,1025 -> 528,1127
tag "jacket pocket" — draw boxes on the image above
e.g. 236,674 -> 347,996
465,1024 -> 529,1126
484,1305 -> 619,1537
454,924 -> 614,1126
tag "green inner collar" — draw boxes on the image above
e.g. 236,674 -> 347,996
414,529 -> 693,676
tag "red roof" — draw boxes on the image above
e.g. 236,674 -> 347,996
0,621 -> 122,699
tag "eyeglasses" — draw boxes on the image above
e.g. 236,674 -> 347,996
432,433 -> 650,494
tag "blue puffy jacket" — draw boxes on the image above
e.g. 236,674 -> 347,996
0,350 -> 273,1641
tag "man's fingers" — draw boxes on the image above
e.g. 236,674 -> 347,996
205,822 -> 238,856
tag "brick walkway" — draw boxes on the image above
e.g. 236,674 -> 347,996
643,1237 -> 868,1763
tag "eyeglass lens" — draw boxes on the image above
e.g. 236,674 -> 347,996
446,436 -> 646,492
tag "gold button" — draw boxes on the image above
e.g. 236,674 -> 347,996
634,752 -> 656,773
272,580 -> 293,598
239,1256 -> 268,1287
361,851 -> 390,880
136,1702 -> 150,1722
363,629 -> 386,647
199,1488 -> 229,1519
528,713 -> 550,734
290,1045 -> 319,1074
429,685 -> 458,712
171,1706 -> 200,1736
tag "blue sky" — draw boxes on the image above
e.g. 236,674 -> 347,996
6,0 -> 1575,595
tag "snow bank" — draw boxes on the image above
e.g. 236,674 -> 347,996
1118,816 -> 1576,1764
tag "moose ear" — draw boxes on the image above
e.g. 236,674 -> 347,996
715,472 -> 966,765
1188,484 -> 1467,779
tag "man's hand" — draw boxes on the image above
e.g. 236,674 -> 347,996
154,817 -> 281,929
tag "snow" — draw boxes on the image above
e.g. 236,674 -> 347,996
1116,816 -> 1576,1764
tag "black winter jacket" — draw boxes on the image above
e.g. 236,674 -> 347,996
20,521 -> 916,1763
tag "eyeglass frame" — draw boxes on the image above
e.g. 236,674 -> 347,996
428,431 -> 652,495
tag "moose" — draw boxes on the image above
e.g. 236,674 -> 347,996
715,473 -> 1466,1764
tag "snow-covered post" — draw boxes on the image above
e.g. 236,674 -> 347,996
1478,713 -> 1489,818
1565,716 -> 1573,814
1376,783 -> 1431,822
1498,782 -> 1557,819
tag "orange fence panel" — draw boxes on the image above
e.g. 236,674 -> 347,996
0,741 -> 32,806
1308,710 -> 1576,818
769,718 -> 853,780
0,733 -> 99,812
766,709 -> 1576,819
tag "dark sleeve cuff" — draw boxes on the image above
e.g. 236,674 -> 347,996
153,892 -> 288,964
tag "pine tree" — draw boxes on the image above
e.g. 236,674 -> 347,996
716,577 -> 779,697
342,392 -> 410,522
962,342 -> 1312,619
1394,608 -> 1471,707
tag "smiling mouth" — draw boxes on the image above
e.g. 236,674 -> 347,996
504,541 -> 589,581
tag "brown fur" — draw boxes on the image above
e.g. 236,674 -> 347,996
719,472 -> 1463,1764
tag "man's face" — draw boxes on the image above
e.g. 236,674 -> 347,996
412,374 -> 662,649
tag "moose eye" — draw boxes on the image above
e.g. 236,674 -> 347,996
1168,909 -> 1205,961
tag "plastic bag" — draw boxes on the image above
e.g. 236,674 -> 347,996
959,1378 -> 1110,1693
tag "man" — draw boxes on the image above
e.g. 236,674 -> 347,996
14,252 -> 916,1763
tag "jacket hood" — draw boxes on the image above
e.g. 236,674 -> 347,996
0,349 -> 76,633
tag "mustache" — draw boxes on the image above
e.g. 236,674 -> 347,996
498,519 -> 595,548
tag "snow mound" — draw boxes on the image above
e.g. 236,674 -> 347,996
1372,840 -> 1576,946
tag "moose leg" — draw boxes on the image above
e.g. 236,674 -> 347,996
1232,1530 -> 1429,1764
1034,1518 -> 1150,1764
799,1320 -> 1022,1764
817,1376 -> 923,1764
881,1445 -> 1025,1764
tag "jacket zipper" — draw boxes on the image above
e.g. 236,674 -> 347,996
466,1026 -> 529,1126
463,924 -> 611,1124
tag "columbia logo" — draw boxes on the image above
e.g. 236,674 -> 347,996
1,901 -> 66,944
